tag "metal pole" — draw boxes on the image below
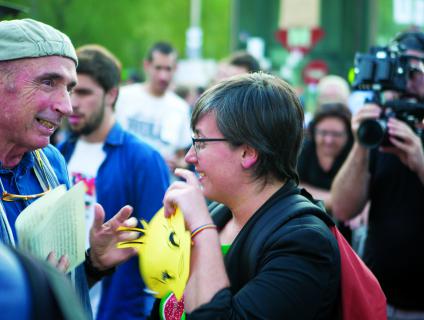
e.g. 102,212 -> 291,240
187,0 -> 203,59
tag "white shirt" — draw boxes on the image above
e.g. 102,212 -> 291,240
67,139 -> 106,318
115,83 -> 192,160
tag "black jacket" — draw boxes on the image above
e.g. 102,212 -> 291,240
189,181 -> 341,320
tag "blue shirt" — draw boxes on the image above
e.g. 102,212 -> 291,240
0,146 -> 69,240
0,145 -> 92,318
59,123 -> 170,320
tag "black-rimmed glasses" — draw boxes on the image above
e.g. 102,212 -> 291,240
191,137 -> 228,154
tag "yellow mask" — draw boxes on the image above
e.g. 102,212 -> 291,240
117,207 -> 191,301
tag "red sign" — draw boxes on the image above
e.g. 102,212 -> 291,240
302,60 -> 328,85
275,27 -> 324,54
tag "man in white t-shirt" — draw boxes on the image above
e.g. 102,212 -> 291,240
115,42 -> 192,177
59,45 -> 169,320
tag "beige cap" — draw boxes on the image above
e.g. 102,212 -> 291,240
0,18 -> 77,65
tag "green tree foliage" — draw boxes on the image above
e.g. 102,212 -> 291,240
377,0 -> 417,45
202,0 -> 231,59
7,0 -> 230,74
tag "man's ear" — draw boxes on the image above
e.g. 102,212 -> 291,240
106,87 -> 119,108
241,145 -> 258,169
143,60 -> 150,73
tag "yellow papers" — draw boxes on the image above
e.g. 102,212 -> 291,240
118,207 -> 191,300
15,182 -> 86,271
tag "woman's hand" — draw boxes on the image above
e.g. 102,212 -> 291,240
163,168 -> 212,232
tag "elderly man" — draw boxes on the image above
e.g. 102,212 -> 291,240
0,19 -> 137,318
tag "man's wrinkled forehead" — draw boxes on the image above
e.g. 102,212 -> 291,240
0,56 -> 77,93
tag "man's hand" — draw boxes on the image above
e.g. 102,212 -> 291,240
88,203 -> 139,271
381,117 -> 424,183
351,103 -> 381,139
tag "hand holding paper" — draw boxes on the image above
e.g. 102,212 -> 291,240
15,182 -> 86,271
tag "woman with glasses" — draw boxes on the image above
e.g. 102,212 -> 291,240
298,103 -> 355,243
157,73 -> 341,319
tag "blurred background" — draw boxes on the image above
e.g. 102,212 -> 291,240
1,0 -> 422,111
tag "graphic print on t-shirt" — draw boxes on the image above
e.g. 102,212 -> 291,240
71,172 -> 96,248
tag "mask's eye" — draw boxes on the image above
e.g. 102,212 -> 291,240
162,271 -> 174,281
169,231 -> 180,247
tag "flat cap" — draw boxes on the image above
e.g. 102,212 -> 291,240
0,18 -> 77,64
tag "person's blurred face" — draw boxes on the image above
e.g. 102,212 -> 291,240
0,56 -> 76,153
184,112 -> 242,203
226,65 -> 250,78
406,49 -> 424,99
144,51 -> 177,96
213,63 -> 250,84
314,117 -> 348,158
68,74 -> 106,135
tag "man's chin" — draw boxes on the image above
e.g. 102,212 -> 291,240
69,125 -> 84,135
30,137 -> 50,150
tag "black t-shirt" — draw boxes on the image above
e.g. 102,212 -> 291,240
297,139 -> 351,190
364,150 -> 424,310
297,139 -> 353,242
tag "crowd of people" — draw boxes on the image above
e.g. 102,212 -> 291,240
0,16 -> 423,320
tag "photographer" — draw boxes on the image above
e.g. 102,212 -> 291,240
331,31 -> 424,319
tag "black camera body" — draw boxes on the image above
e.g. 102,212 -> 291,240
352,45 -> 424,148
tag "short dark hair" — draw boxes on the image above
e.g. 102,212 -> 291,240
146,41 -> 177,61
228,51 -> 261,73
191,72 -> 304,185
76,44 -> 121,93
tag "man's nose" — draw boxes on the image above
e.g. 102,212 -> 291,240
159,69 -> 171,80
54,89 -> 73,116
70,94 -> 79,110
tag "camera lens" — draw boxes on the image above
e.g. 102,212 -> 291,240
357,119 -> 387,148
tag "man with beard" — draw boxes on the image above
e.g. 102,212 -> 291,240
58,44 -> 170,320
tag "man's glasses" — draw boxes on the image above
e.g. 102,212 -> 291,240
0,184 -> 50,201
409,63 -> 424,78
0,150 -> 50,202
191,137 -> 228,154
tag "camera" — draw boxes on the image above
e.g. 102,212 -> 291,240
356,100 -> 424,148
352,45 -> 424,148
